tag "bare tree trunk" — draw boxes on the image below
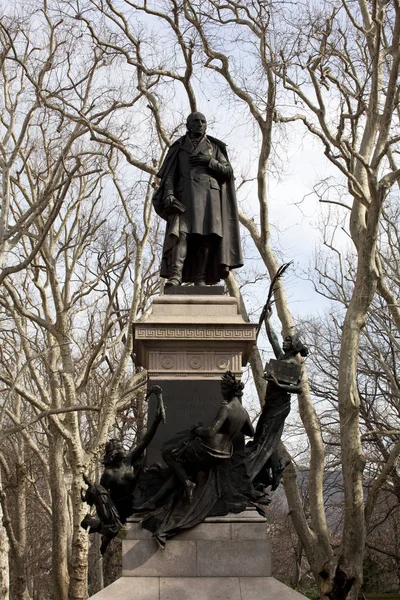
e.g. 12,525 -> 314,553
13,555 -> 32,600
68,470 -> 89,600
0,471 -> 10,600
293,540 -> 303,588
331,202 -> 381,599
13,452 -> 32,600
49,427 -> 69,600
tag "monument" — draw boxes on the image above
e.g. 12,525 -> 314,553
83,113 -> 309,599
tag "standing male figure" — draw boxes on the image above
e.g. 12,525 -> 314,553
153,112 -> 243,286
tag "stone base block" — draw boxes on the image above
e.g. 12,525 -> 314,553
89,577 -> 309,599
123,511 -> 271,578
122,538 -> 271,578
89,512 -> 308,599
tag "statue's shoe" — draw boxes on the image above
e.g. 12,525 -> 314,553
165,277 -> 181,286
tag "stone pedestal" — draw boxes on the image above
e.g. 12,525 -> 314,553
89,510 -> 308,599
133,291 -> 256,463
89,291 -> 308,599
134,291 -> 256,381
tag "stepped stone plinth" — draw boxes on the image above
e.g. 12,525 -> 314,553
90,510 -> 307,600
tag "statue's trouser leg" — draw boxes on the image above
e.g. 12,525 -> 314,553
194,237 -> 211,285
167,232 -> 188,285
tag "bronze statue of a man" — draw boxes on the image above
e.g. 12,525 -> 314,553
153,112 -> 243,286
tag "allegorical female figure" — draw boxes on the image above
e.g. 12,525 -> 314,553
134,372 -> 254,547
244,305 -> 309,488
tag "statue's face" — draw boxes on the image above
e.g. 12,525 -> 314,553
221,381 -> 233,400
104,440 -> 125,465
187,112 -> 207,137
282,336 -> 293,352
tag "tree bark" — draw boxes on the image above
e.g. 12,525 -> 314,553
0,471 -> 10,600
68,468 -> 89,600
49,427 -> 69,600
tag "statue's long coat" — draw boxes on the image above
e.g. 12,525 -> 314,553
152,135 -> 243,284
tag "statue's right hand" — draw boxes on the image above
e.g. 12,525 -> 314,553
193,427 -> 204,436
164,195 -> 178,210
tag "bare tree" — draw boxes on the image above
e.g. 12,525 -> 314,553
174,1 -> 400,596
1,1 -> 399,598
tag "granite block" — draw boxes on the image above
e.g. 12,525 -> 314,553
88,577 -> 159,599
231,522 -> 267,540
125,522 -> 153,540
239,577 -> 309,599
122,540 -> 196,577
125,521 -> 232,541
196,539 -> 271,577
160,577 -> 241,600
175,522 -> 231,540
152,299 -> 237,316
88,577 -> 310,599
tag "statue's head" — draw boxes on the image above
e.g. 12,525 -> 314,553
220,370 -> 244,401
102,439 -> 126,466
282,333 -> 309,358
186,112 -> 207,137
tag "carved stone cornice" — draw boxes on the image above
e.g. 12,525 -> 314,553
133,294 -> 256,380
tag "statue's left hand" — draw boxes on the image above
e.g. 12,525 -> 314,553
189,154 -> 210,166
268,372 -> 278,383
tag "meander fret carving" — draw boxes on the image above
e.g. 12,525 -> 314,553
136,326 -> 255,339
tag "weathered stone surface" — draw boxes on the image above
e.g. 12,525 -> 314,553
160,577 -> 241,600
126,512 -> 267,541
88,577 -> 159,599
89,577 -> 310,599
122,540 -> 196,577
90,512 -> 308,598
173,522 -> 231,540
150,295 -> 240,319
126,520 -> 233,540
125,522 -> 154,540
196,540 -> 271,577
239,577 -> 309,599
231,522 -> 267,540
